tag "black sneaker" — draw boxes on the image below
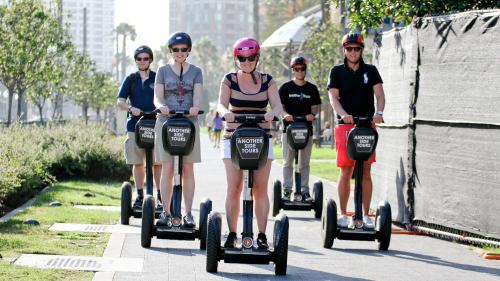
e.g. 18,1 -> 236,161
224,232 -> 237,248
156,212 -> 172,227
182,213 -> 196,228
133,196 -> 143,209
282,190 -> 291,201
302,191 -> 313,203
256,232 -> 269,250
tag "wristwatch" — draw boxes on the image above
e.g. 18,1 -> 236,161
376,111 -> 384,116
128,105 -> 133,112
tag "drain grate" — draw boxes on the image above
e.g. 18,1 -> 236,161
74,205 -> 120,212
14,254 -> 143,272
49,223 -> 140,234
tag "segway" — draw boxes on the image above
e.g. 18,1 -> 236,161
121,110 -> 163,225
273,116 -> 323,218
141,110 -> 212,250
321,116 -> 391,250
206,115 -> 289,275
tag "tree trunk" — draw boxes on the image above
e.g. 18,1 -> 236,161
121,35 -> 127,82
115,33 -> 120,80
253,0 -> 259,41
38,104 -> 44,125
6,88 -> 14,126
16,89 -> 27,122
96,108 -> 101,123
83,103 -> 89,125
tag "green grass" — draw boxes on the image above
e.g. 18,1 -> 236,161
273,145 -> 339,182
483,246 -> 500,253
0,180 -> 121,280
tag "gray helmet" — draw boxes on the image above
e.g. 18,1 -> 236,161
134,45 -> 154,61
167,32 -> 192,50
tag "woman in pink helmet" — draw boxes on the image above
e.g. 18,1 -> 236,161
217,37 -> 283,249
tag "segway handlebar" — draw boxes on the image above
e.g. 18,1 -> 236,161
222,115 -> 279,123
168,109 -> 205,116
338,116 -> 373,125
138,109 -> 161,118
288,116 -> 314,122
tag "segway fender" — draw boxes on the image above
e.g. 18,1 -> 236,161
273,213 -> 289,248
376,200 -> 391,231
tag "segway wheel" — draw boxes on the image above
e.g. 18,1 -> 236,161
141,195 -> 155,248
322,198 -> 337,248
313,181 -> 323,219
273,213 -> 289,276
376,201 -> 392,251
272,180 -> 282,217
120,182 -> 132,225
206,211 -> 221,273
199,198 -> 213,250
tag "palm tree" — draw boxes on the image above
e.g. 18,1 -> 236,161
115,23 -> 136,81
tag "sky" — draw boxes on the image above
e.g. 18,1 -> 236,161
114,0 -> 170,56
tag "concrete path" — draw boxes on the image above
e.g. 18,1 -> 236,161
98,134 -> 500,281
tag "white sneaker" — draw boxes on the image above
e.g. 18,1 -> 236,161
337,215 -> 350,228
363,215 -> 375,229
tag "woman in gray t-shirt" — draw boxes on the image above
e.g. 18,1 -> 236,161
153,32 -> 203,228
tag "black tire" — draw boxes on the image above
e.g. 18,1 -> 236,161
141,195 -> 155,248
206,211 -> 221,273
120,182 -> 132,225
272,180 -> 282,217
273,213 -> 289,275
313,181 -> 323,219
322,198 -> 337,248
199,198 -> 212,250
377,201 -> 392,251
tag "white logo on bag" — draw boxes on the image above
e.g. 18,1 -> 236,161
364,73 -> 368,84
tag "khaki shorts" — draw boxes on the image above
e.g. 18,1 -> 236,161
154,117 -> 202,163
124,132 -> 161,165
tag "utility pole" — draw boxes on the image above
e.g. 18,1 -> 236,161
83,7 -> 88,125
54,0 -> 64,119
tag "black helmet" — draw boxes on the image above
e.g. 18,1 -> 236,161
342,33 -> 364,48
168,32 -> 192,50
134,45 -> 154,61
290,56 -> 308,68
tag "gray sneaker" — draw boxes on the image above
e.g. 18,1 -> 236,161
156,212 -> 172,227
183,213 -> 196,228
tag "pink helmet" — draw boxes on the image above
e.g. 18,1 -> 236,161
232,37 -> 260,57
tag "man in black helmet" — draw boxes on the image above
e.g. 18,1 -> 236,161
117,45 -> 162,210
327,33 -> 386,229
279,56 -> 322,203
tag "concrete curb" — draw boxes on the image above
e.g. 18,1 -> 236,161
0,186 -> 51,223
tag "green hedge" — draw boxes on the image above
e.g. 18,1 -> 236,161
0,122 -> 129,211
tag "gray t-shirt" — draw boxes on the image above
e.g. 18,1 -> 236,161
155,64 -> 203,112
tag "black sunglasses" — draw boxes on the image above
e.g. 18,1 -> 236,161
136,57 -> 150,62
345,46 -> 362,52
237,55 -> 257,62
293,67 -> 306,72
172,47 -> 189,53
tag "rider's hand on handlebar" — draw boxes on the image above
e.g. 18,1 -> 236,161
223,112 -> 235,122
189,106 -> 200,117
264,112 -> 274,122
159,105 -> 170,116
305,114 -> 315,122
341,114 -> 354,124
130,107 -> 142,117
373,114 -> 384,124
284,114 -> 294,122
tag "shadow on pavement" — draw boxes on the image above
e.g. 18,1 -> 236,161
332,248 -> 500,277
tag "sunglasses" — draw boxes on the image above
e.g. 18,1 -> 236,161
136,57 -> 150,62
345,46 -> 362,52
293,67 -> 306,72
172,47 -> 189,53
237,55 -> 257,62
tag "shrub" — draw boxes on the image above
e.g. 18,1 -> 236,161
0,121 -> 129,212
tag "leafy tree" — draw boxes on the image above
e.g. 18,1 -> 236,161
191,37 -> 222,108
65,52 -> 95,125
88,72 -> 117,123
0,0 -> 71,126
261,0 -> 321,39
333,0 -> 500,32
115,22 -> 137,81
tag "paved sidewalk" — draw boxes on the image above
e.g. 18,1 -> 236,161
100,134 -> 500,281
